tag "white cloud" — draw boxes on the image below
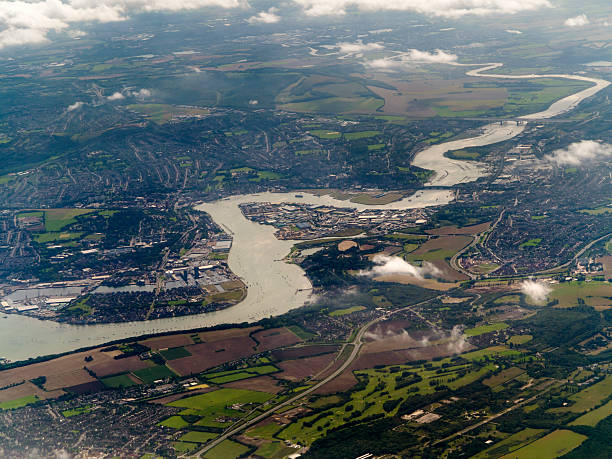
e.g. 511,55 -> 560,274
292,0 -> 551,18
107,91 -> 125,100
131,88 -> 151,99
505,29 -> 522,34
366,48 -> 457,70
544,140 -> 612,166
565,14 -> 590,27
361,255 -> 441,279
406,48 -> 457,63
67,101 -> 84,111
247,7 -> 280,24
335,40 -> 384,54
520,279 -> 551,304
0,0 -> 246,50
248,99 -> 258,105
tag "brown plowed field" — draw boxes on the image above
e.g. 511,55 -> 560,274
277,354 -> 335,382
253,327 -> 302,351
0,381 -> 64,403
140,334 -> 194,350
88,355 -> 153,378
0,349 -> 119,388
166,336 -> 257,376
272,345 -> 339,361
196,326 -> 261,343
315,370 -> 358,395
352,342 -> 475,370
44,369 -> 96,391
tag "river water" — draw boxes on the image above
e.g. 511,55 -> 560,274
412,63 -> 610,186
0,65 -> 608,361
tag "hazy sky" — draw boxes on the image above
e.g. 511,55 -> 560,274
0,0 -> 596,50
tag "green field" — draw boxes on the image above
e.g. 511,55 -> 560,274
202,365 -> 280,385
501,430 -> 586,459
168,389 -> 274,426
547,281 -> 612,308
329,305 -> 366,317
494,295 -> 521,304
520,238 -> 542,248
550,376 -> 612,413
508,335 -> 533,345
483,367 -> 524,388
33,231 -> 83,243
344,130 -> 381,140
132,365 -> 176,384
246,422 -> 283,440
580,205 -> 612,215
446,149 -> 480,160
158,415 -> 190,429
309,130 -> 341,139
254,441 -> 296,458
62,406 -> 92,417
287,325 -> 317,340
464,323 -> 509,337
203,439 -> 250,459
280,97 -> 383,114
159,347 -> 191,360
570,399 -> 612,427
0,395 -> 39,411
472,428 -> 546,458
42,209 -> 93,232
172,441 -> 199,453
179,431 -> 217,443
101,373 -> 139,388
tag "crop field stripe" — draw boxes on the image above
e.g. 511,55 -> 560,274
500,430 -> 586,459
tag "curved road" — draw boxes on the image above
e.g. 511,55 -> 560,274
194,294 -> 446,457
194,320 -> 373,457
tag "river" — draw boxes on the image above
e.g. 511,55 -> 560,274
0,65 -> 608,361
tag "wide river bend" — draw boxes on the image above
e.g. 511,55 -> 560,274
0,65 -> 608,361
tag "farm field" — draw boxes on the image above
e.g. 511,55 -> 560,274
159,347 -> 192,360
101,373 -> 140,388
508,335 -> 533,345
201,364 -> 280,384
178,431 -> 217,443
168,388 -> 274,411
254,441 -> 296,458
465,323 -> 509,337
472,428 -> 546,458
500,430 -> 586,459
406,235 -> 472,281
549,375 -> 612,413
570,399 -> 612,427
547,281 -> 612,309
329,305 -> 366,317
157,415 -> 189,429
203,439 -> 250,459
132,365 -> 176,384
483,367 -> 525,388
0,395 -> 39,411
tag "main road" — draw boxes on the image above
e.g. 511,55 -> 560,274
194,294 -> 447,457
